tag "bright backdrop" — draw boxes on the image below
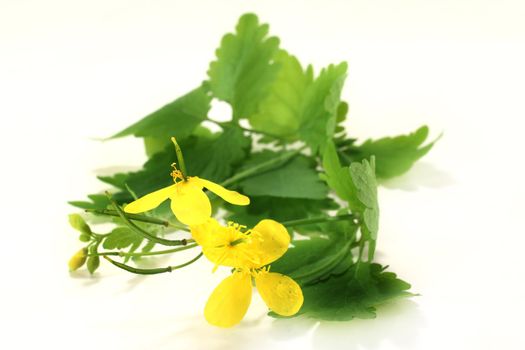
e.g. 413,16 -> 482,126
1,1 -> 524,349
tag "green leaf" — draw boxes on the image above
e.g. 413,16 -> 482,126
102,227 -> 143,250
246,50 -> 347,153
237,150 -> 328,199
184,126 -> 251,183
273,263 -> 413,321
249,50 -> 313,137
208,13 -> 280,119
68,194 -> 111,210
82,126 -> 251,206
322,142 -> 380,258
349,158 -> 379,241
271,219 -> 358,285
340,126 -> 438,179
321,141 -> 356,204
97,173 -> 129,190
225,196 -> 338,231
109,86 -> 211,141
298,62 -> 347,154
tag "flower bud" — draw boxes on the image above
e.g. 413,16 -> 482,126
68,248 -> 88,271
68,214 -> 92,236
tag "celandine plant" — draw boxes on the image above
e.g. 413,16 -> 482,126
68,13 -> 438,327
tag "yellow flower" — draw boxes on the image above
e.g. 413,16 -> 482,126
124,165 -> 249,226
191,219 -> 304,327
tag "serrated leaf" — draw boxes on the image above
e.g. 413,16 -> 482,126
102,227 -> 142,250
272,263 -> 412,321
237,151 -> 328,199
185,126 -> 251,182
110,86 -> 211,141
225,196 -> 338,230
271,220 -> 358,285
249,50 -> 313,137
247,51 -> 347,153
208,13 -> 280,119
68,194 -> 110,210
298,62 -> 347,154
322,141 -> 356,204
97,173 -> 129,190
323,142 -> 380,257
349,158 -> 379,241
340,126 -> 438,179
75,127 -> 250,206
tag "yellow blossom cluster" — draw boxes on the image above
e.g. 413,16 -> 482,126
124,160 -> 303,327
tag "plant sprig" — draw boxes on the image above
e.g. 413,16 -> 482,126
67,13 -> 436,323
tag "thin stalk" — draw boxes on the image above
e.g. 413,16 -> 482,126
220,145 -> 307,188
85,209 -> 179,228
281,214 -> 355,228
106,193 -> 188,247
104,252 -> 203,275
88,242 -> 198,258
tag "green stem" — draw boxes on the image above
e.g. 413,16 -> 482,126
281,214 -> 355,228
106,193 -> 189,247
89,242 -> 198,258
220,146 -> 307,188
86,209 -> 173,228
104,252 -> 203,275
171,137 -> 188,181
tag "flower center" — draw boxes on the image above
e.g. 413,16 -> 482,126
170,163 -> 184,182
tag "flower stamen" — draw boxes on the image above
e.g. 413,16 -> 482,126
170,163 -> 184,182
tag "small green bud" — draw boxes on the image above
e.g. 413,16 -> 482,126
79,233 -> 91,242
68,214 -> 92,236
87,256 -> 100,275
68,248 -> 88,271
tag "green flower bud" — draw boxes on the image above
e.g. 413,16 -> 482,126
79,233 -> 91,242
68,214 -> 92,236
87,256 -> 100,275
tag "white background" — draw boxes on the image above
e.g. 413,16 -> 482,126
1,0 -> 524,349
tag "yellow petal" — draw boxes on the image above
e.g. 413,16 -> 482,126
193,221 -> 256,268
250,219 -> 290,266
170,182 -> 211,226
204,272 -> 252,328
190,218 -> 221,246
255,271 -> 303,316
195,177 -> 250,206
124,184 -> 177,214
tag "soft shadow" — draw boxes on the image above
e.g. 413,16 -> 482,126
311,299 -> 424,350
159,314 -> 272,350
380,162 -> 454,191
68,270 -> 102,286
122,274 -> 150,292
153,300 -> 421,349
120,255 -> 175,292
